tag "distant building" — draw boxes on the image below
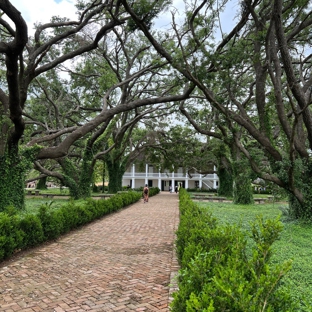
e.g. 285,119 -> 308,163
122,163 -> 219,191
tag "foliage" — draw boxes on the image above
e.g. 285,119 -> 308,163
0,213 -> 23,260
127,0 -> 171,31
134,186 -> 160,197
18,214 -> 45,247
233,172 -> 254,205
198,201 -> 312,311
0,191 -> 146,262
171,189 -> 297,311
123,0 -> 312,219
144,125 -> 217,174
217,167 -> 233,197
1,0 -> 178,210
106,160 -> 126,193
38,204 -> 66,240
0,145 -> 42,211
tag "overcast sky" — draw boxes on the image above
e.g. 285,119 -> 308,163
9,0 -> 239,37
9,0 -> 78,34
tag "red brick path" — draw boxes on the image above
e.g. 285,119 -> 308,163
0,192 -> 180,312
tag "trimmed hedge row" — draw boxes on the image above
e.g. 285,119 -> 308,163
133,186 -> 160,197
0,190 -> 161,262
171,188 -> 298,311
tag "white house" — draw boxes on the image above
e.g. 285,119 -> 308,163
122,163 -> 219,191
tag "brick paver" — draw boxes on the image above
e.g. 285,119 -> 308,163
0,192 -> 180,312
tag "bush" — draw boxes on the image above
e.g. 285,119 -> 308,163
0,190 -> 144,261
171,189 -> 298,311
98,199 -> 114,214
38,204 -> 65,240
134,186 -> 160,197
186,188 -> 217,193
0,213 -> 23,260
18,214 -> 45,247
58,200 -> 81,232
109,195 -> 124,211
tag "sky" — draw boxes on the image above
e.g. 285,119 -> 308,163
8,0 -> 239,36
9,0 -> 78,34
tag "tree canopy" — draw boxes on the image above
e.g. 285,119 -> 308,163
0,0 -> 192,207
1,0 -> 312,218
123,0 -> 312,214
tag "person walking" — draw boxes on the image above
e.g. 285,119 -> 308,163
143,184 -> 149,203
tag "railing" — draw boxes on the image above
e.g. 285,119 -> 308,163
123,172 -> 217,180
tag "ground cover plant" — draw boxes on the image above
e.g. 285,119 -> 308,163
196,201 -> 312,311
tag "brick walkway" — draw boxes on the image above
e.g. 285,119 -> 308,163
0,192 -> 180,312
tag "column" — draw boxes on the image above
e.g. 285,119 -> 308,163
199,174 -> 202,188
132,163 -> 135,176
213,165 -> 217,189
158,168 -> 161,191
185,171 -> 189,189
131,164 -> 135,188
145,163 -> 148,185
185,178 -> 189,189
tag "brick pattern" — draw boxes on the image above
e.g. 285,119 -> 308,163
0,193 -> 180,312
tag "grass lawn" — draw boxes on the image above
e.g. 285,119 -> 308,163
23,190 -> 116,215
23,197 -> 70,214
197,201 -> 312,311
25,187 -> 70,195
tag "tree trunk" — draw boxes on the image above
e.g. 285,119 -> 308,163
36,176 -> 47,190
217,167 -> 233,197
102,161 -> 106,193
77,159 -> 93,199
0,153 -> 25,211
233,160 -> 254,205
107,161 -> 125,193
61,158 -> 93,199
287,161 -> 312,219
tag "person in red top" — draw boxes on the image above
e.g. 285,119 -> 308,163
143,184 -> 149,203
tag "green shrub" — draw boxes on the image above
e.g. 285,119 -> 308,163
58,200 -> 80,232
18,214 -> 45,247
37,204 -> 65,240
99,199 -> 113,214
109,195 -> 124,211
134,186 -> 160,197
71,203 -> 93,226
171,189 -> 298,312
87,199 -> 103,219
0,213 -> 23,260
0,190 -> 143,262
176,189 -> 217,263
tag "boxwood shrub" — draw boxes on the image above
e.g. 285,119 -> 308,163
18,214 -> 45,247
171,188 -> 298,311
0,190 -> 144,262
0,213 -> 23,259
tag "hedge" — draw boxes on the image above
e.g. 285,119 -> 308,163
0,188 -> 159,262
171,188 -> 298,311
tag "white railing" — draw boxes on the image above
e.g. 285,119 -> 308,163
123,172 -> 217,180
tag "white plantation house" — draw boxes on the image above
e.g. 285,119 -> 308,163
122,163 -> 219,191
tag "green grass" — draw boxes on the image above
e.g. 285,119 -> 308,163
197,201 -> 312,311
25,188 -> 70,195
23,198 -> 70,214
25,188 -> 113,196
